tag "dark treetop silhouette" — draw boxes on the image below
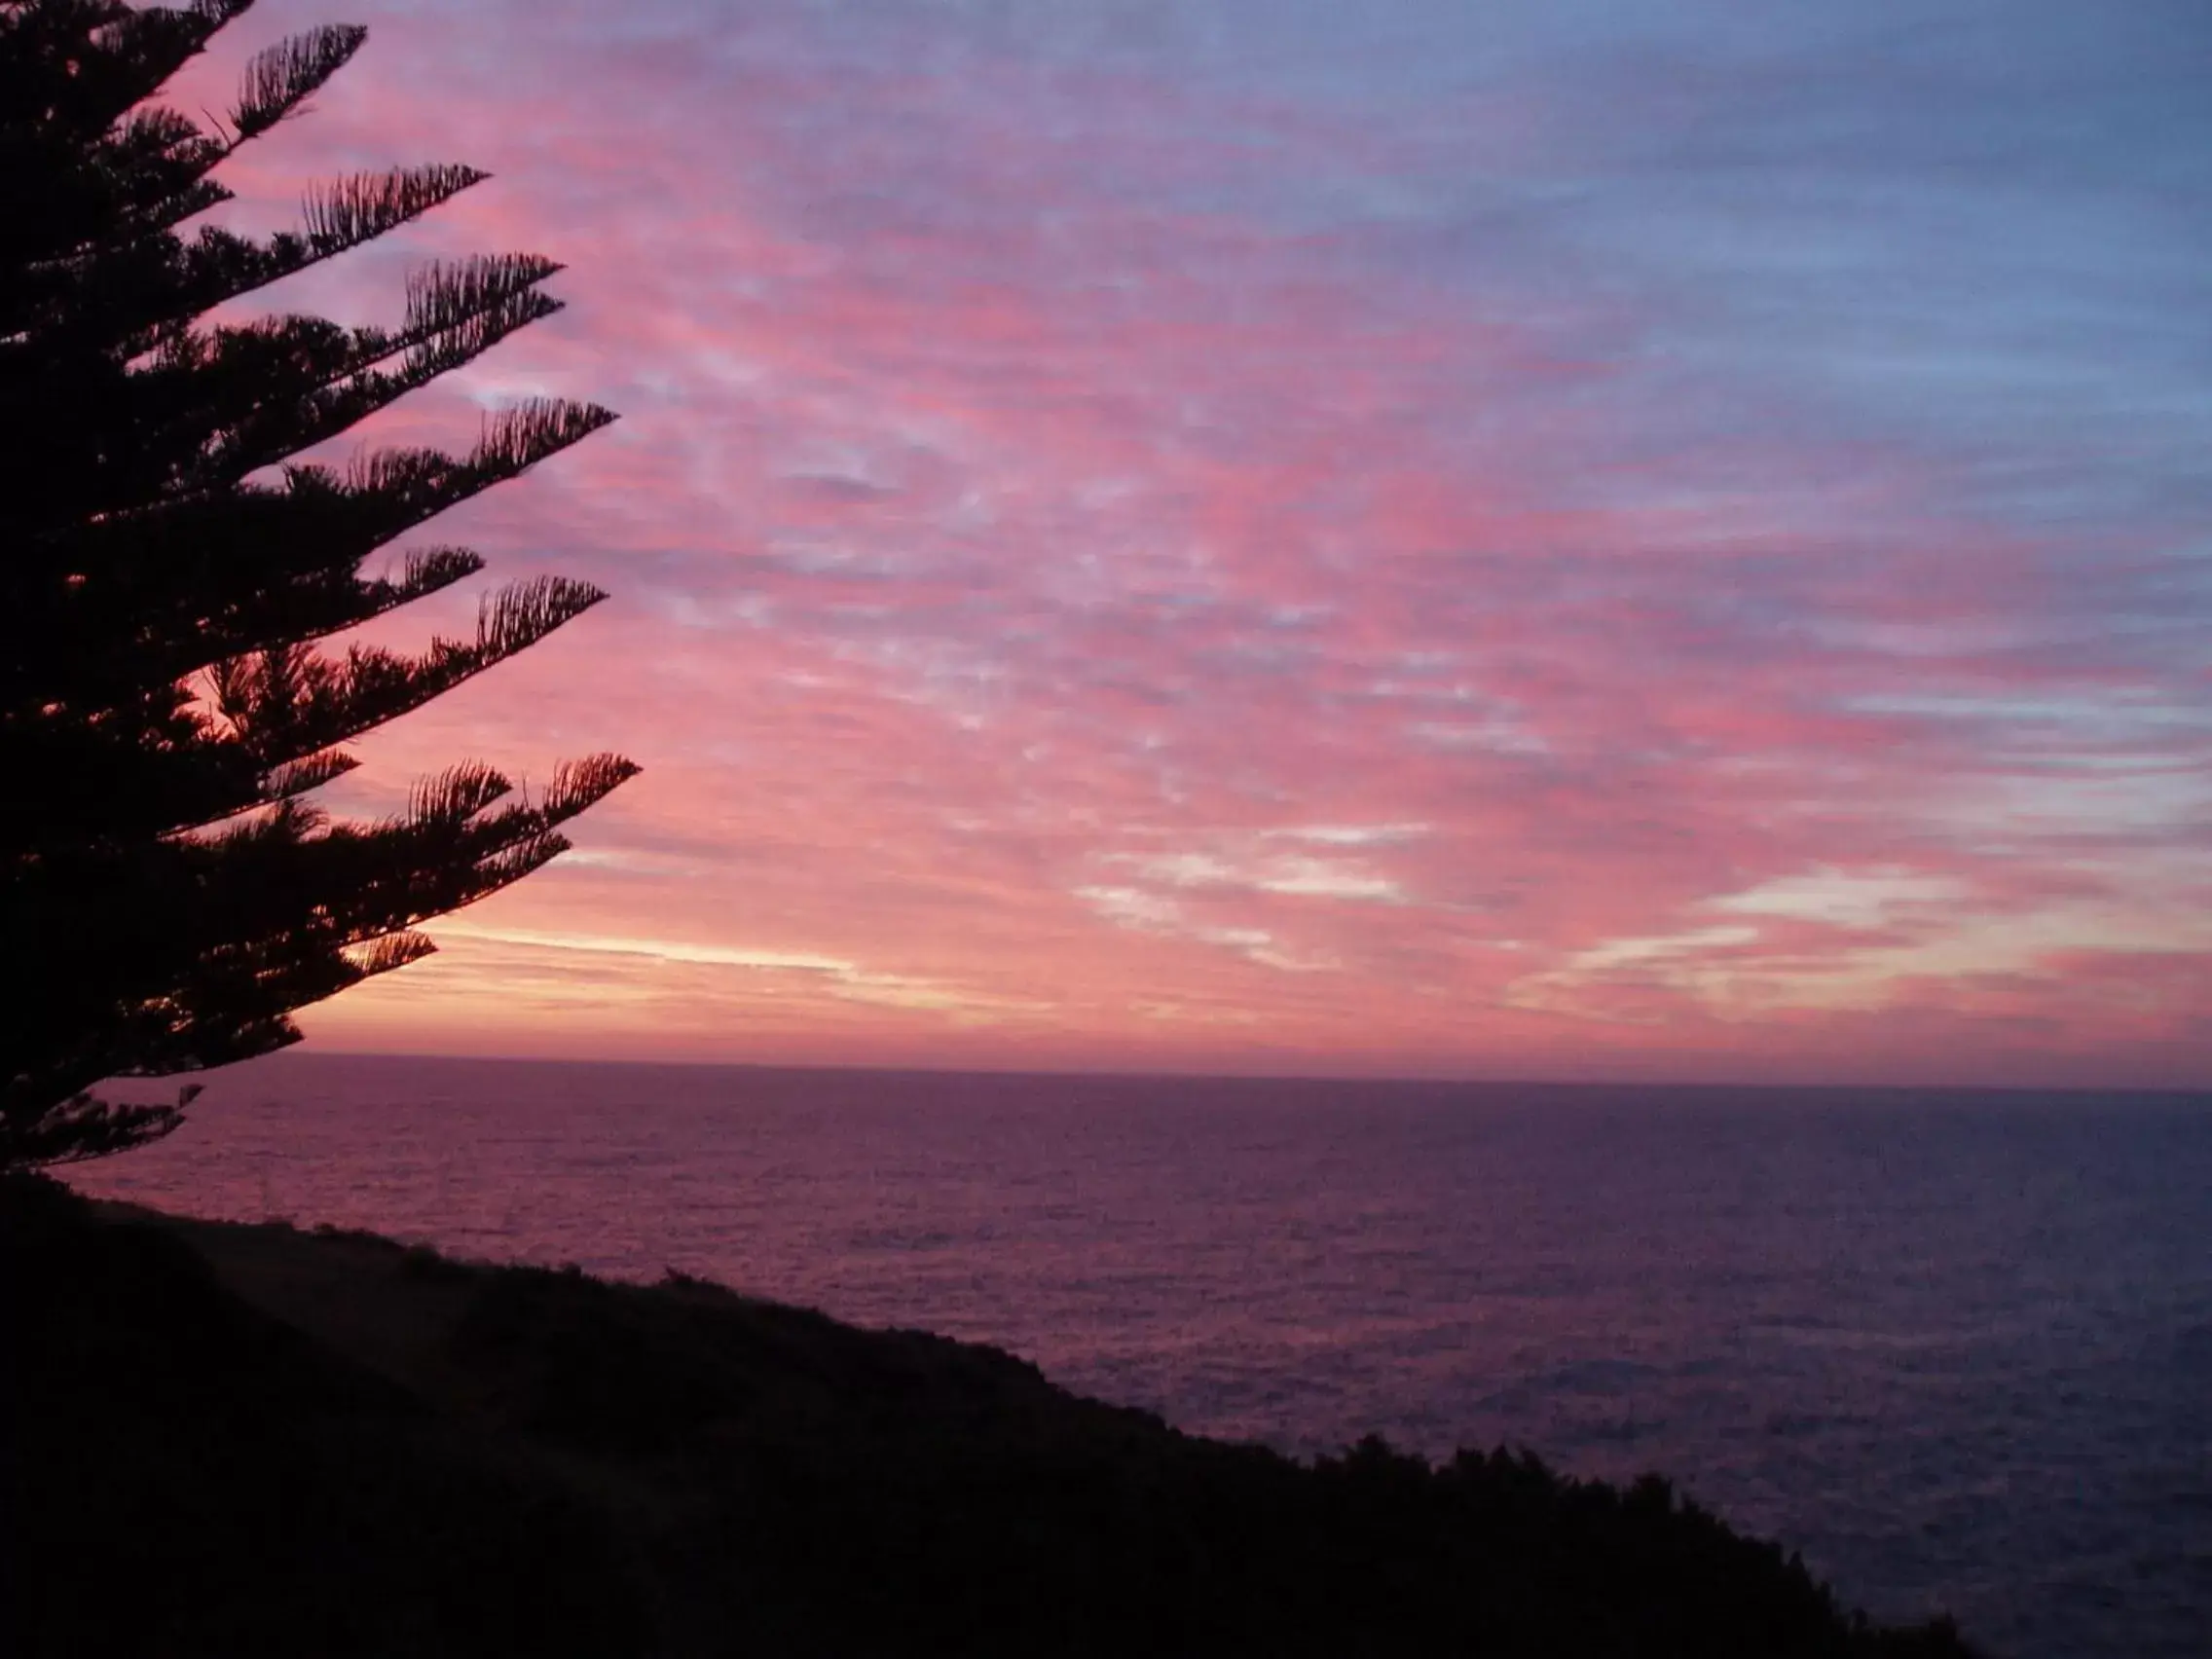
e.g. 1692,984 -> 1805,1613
0,0 -> 636,1169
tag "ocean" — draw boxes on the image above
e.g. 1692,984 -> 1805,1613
67,1054 -> 2211,1659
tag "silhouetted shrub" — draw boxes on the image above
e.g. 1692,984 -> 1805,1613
398,1241 -> 469,1283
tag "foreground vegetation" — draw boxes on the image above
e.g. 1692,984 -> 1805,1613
3,1176 -> 1975,1657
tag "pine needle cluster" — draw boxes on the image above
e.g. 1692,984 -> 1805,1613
2,1 -> 637,1167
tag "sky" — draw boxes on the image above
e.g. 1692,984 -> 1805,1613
169,0 -> 2210,1085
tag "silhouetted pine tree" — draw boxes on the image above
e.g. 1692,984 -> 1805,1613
1,0 -> 638,1168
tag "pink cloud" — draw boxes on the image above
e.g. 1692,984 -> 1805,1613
131,2 -> 2212,1086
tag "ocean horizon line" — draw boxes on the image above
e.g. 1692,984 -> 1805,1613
217,1048 -> 2212,1104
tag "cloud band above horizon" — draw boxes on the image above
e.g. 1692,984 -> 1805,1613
160,0 -> 2211,1086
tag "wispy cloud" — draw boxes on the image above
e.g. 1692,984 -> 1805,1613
167,0 -> 2212,1084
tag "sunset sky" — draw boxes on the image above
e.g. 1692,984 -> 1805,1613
175,0 -> 2209,1085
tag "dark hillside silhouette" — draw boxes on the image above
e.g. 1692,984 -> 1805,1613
1,1176 -> 1981,1658
0,0 -> 633,1168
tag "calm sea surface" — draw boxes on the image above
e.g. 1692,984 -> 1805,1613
68,1055 -> 2211,1658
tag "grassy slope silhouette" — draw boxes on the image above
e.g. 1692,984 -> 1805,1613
3,1175 -> 1976,1657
